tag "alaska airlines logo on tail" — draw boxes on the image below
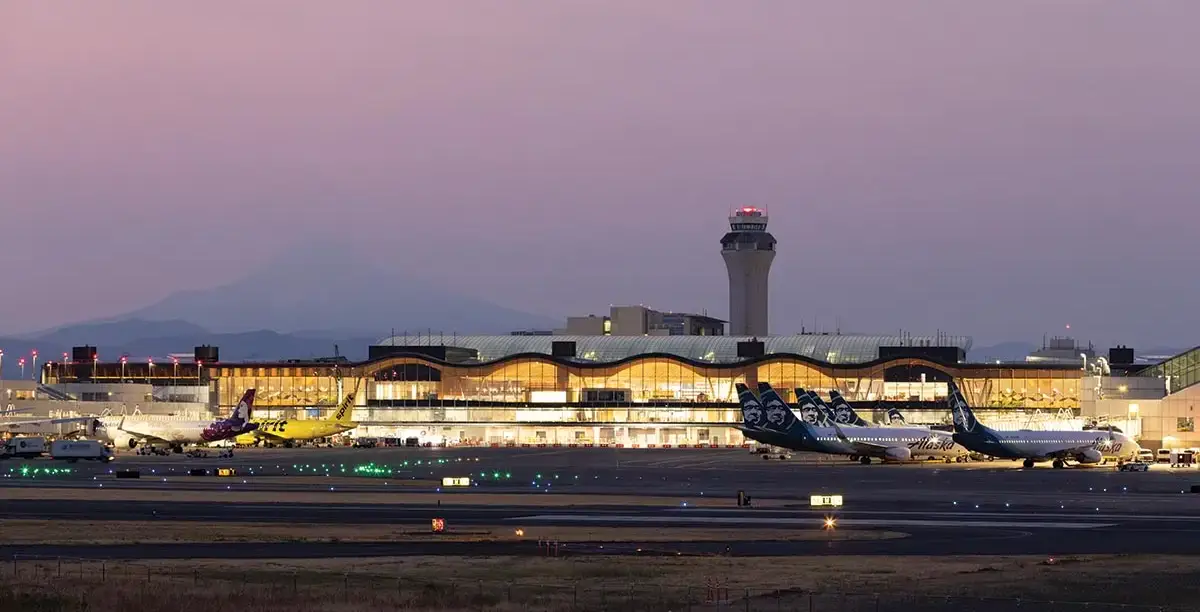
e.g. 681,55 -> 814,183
764,399 -> 787,425
834,407 -> 853,424
742,395 -> 765,426
798,401 -> 819,424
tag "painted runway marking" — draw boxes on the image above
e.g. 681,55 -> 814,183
510,514 -> 1116,529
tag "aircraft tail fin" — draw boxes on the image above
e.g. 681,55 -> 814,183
810,392 -> 839,426
331,391 -> 356,424
228,389 -> 255,425
828,390 -> 869,426
947,381 -> 980,434
793,388 -> 827,426
734,383 -> 768,430
756,382 -> 798,432
887,406 -> 907,425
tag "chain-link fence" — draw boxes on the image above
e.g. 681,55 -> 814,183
0,556 -> 1187,612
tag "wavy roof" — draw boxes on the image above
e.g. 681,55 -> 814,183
375,334 -> 972,365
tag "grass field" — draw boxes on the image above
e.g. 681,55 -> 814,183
4,555 -> 1199,611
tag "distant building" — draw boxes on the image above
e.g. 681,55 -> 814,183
1026,336 -> 1097,366
559,305 -> 725,337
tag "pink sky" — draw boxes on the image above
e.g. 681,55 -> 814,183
1,1 -> 1198,345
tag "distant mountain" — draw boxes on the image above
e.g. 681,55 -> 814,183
0,320 -> 378,379
968,341 -> 1037,363
112,242 -> 558,336
15,319 -> 209,346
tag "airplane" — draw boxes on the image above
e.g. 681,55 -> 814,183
743,383 -> 969,464
235,388 -> 359,447
94,389 -> 259,453
947,380 -> 1140,469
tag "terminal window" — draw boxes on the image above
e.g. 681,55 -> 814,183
1178,417 -> 1194,433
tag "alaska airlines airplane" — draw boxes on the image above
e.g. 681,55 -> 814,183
95,389 -> 259,453
742,383 -> 968,463
947,381 -> 1139,468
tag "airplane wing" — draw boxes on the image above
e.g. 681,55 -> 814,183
0,416 -> 98,430
830,422 -> 890,457
251,429 -> 287,441
112,421 -> 173,444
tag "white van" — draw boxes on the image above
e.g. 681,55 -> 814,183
1137,449 -> 1155,463
1157,448 -> 1173,464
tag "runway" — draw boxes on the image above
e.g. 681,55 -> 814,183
4,446 -> 1200,559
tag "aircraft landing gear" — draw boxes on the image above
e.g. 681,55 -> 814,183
859,456 -> 872,465
1023,458 -> 1035,468
1052,459 -> 1065,469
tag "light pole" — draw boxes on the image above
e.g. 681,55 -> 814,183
1080,353 -> 1088,373
62,352 -> 69,381
18,358 -> 25,379
120,356 -> 127,382
172,357 -> 179,386
148,358 -> 155,384
0,349 -> 5,393
30,350 -> 37,381
93,353 -> 99,380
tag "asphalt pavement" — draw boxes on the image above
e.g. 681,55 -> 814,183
3,446 -> 1200,559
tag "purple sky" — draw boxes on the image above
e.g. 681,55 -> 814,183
2,1 -> 1198,347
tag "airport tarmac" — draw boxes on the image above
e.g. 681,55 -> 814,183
3,447 -> 1200,560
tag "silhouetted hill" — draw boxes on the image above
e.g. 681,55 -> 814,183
0,322 -> 377,378
116,242 -> 558,335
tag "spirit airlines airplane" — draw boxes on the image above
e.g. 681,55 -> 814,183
236,389 -> 359,447
947,381 -> 1139,468
739,383 -> 968,463
95,389 -> 259,453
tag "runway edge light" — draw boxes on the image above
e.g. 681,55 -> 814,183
810,494 -> 844,508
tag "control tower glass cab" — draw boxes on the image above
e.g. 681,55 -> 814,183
721,207 -> 776,337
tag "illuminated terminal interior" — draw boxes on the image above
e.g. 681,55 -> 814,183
40,336 -> 1090,446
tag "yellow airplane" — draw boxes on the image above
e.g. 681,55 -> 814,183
236,391 -> 358,447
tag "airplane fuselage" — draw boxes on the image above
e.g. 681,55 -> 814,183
954,428 -> 1138,461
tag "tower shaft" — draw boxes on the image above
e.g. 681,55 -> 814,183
720,207 -> 776,337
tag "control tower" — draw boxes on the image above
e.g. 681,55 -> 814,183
721,207 -> 776,336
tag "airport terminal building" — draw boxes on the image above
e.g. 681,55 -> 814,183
29,333 -> 1138,448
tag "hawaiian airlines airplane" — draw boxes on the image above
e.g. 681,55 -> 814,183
94,389 -> 259,453
741,383 -> 969,463
947,381 -> 1139,468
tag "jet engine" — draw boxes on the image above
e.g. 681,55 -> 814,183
1076,448 -> 1103,464
108,431 -> 138,449
884,447 -> 912,462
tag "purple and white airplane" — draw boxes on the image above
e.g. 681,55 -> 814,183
94,389 -> 259,453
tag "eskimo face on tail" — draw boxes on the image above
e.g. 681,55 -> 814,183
833,405 -> 853,424
764,397 -> 787,426
798,398 -> 820,424
947,383 -> 978,432
736,384 -> 766,427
